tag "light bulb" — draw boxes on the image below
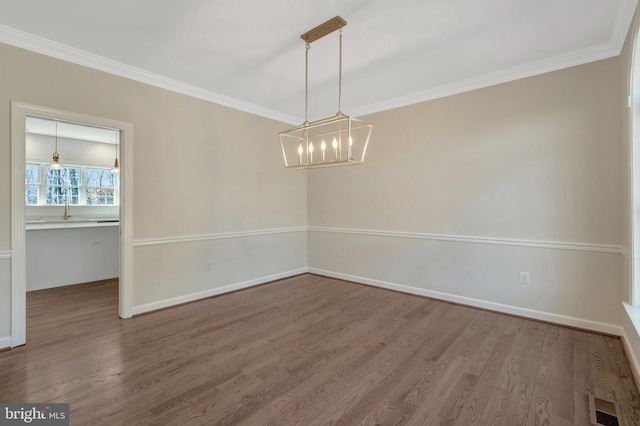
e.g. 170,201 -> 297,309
321,140 -> 326,151
349,136 -> 353,146
297,143 -> 304,165
309,142 -> 314,152
50,152 -> 63,170
332,137 -> 338,149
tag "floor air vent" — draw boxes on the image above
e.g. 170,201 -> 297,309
589,395 -> 621,426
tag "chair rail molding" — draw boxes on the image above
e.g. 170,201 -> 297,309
308,226 -> 624,255
132,227 -> 307,247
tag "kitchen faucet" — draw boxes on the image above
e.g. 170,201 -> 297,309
64,200 -> 71,220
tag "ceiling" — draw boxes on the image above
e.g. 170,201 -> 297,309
25,116 -> 119,144
1,0 -> 637,124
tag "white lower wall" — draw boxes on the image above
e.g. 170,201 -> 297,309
26,226 -> 119,291
308,228 -> 624,335
622,303 -> 640,383
0,254 -> 10,348
132,228 -> 307,315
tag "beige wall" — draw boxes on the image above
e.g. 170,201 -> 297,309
310,60 -> 623,243
0,42 -> 307,342
308,57 -> 626,331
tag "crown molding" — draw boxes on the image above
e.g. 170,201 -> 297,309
0,24 -> 300,125
612,0 -> 639,49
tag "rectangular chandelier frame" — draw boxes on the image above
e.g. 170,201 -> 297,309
279,113 -> 372,169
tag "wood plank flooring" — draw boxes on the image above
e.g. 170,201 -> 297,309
1,273 -> 639,425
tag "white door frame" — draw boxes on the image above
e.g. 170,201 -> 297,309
10,102 -> 134,346
631,20 -> 640,307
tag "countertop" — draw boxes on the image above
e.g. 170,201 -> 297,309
26,216 -> 120,230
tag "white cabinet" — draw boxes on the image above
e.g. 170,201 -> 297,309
26,224 -> 119,291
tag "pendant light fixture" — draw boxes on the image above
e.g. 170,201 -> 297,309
279,16 -> 372,169
49,121 -> 63,170
111,130 -> 119,174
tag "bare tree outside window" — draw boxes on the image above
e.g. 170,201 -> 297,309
25,163 -> 117,206
86,168 -> 116,205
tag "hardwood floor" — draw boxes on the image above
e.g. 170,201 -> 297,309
1,274 -> 639,425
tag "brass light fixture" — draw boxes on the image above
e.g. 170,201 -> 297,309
111,131 -> 119,174
49,121 -> 63,170
279,16 -> 372,169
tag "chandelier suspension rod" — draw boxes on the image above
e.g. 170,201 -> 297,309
305,41 -> 310,124
338,26 -> 342,114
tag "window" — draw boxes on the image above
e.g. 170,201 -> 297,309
25,163 -> 118,206
25,163 -> 40,205
86,168 -> 117,205
46,167 -> 80,205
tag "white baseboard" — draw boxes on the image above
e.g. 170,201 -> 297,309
0,336 -> 11,349
621,328 -> 640,387
621,303 -> 640,386
308,268 -> 624,336
131,268 -> 308,316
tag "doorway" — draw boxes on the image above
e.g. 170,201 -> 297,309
10,102 -> 134,347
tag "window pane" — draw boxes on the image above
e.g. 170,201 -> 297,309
26,164 -> 39,184
26,164 -> 40,205
68,168 -> 80,186
86,169 -> 115,188
26,186 -> 38,205
86,168 -> 116,205
47,168 -> 62,185
46,186 -> 66,205
70,187 -> 79,204
46,186 -> 79,205
47,167 -> 80,186
45,166 -> 80,205
87,188 -> 114,205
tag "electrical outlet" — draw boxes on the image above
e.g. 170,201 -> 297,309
519,272 -> 531,285
336,248 -> 342,258
92,240 -> 100,245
